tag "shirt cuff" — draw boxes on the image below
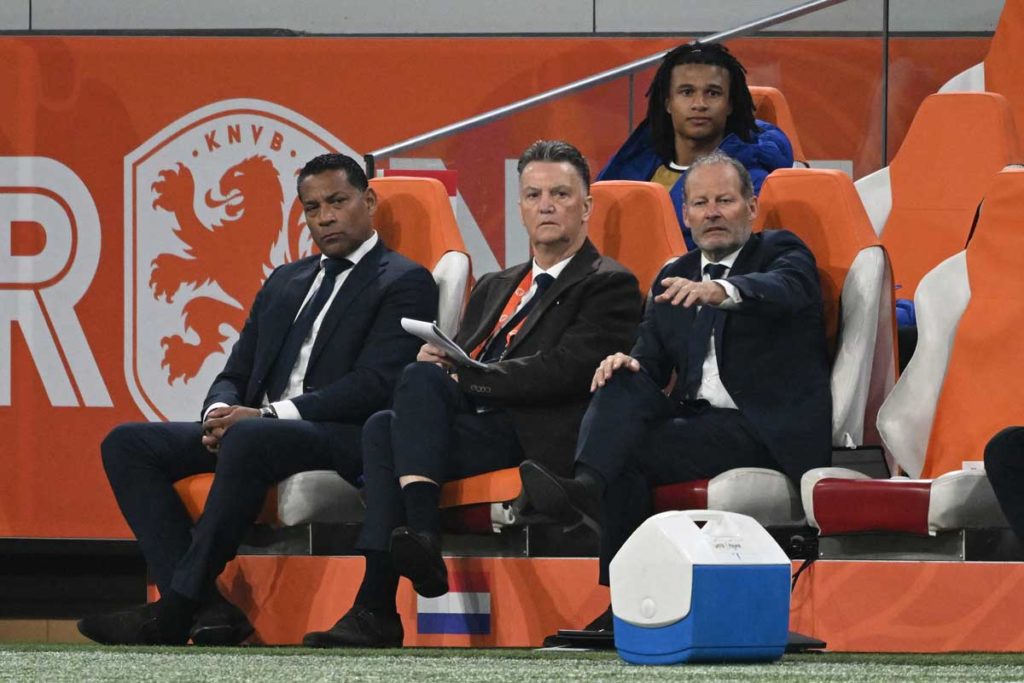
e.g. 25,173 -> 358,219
713,279 -> 742,309
271,399 -> 301,420
202,402 -> 229,422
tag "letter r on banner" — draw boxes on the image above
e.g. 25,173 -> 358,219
0,157 -> 111,407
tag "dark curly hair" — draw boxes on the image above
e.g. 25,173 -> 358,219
646,42 -> 759,164
297,153 -> 369,193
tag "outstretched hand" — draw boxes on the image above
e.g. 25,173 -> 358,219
655,277 -> 727,308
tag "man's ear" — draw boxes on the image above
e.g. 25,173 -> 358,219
364,187 -> 378,215
747,194 -> 758,219
582,194 -> 593,222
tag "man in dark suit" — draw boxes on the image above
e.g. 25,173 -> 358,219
519,151 -> 831,630
302,140 -> 643,648
78,153 -> 438,646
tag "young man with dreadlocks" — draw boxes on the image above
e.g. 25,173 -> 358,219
597,42 -> 793,250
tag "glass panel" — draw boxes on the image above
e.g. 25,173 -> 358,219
370,0 -> 997,275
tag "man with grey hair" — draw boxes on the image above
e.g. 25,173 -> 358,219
519,151 -> 831,631
303,139 -> 642,648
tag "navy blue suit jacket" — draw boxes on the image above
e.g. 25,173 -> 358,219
631,229 -> 831,482
203,239 -> 438,423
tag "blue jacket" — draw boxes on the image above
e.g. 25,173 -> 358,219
596,119 -> 794,250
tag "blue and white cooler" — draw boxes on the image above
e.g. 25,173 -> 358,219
610,510 -> 791,664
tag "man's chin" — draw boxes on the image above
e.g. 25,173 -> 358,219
694,236 -> 738,257
318,244 -> 355,260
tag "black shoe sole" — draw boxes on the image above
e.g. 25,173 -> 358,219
302,629 -> 402,648
190,621 -> 255,646
519,462 -> 583,525
390,530 -> 449,598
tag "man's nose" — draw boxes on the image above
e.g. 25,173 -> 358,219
539,193 -> 556,212
692,93 -> 708,109
319,203 -> 336,222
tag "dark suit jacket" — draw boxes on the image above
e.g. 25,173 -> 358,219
455,239 -> 642,475
203,239 -> 438,423
631,229 -> 831,482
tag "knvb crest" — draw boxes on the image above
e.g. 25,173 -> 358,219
124,98 -> 358,421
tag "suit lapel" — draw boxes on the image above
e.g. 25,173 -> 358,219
505,240 -> 599,356
307,240 -> 386,369
257,257 -> 319,381
462,263 -> 532,351
726,232 -> 762,277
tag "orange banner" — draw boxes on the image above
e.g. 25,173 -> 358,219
0,35 -> 987,539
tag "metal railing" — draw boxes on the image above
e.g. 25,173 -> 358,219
364,0 -> 857,175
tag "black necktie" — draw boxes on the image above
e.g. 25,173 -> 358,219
682,262 -> 728,400
265,258 -> 353,402
481,273 -> 555,363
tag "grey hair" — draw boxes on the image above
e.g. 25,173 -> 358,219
685,151 -> 755,200
517,139 -> 591,192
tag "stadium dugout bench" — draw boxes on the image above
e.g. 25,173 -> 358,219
803,168 -> 1024,561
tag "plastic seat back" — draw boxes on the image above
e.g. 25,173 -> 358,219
920,168 -> 1024,477
882,92 -> 1018,299
589,181 -> 686,292
750,85 -> 808,167
370,176 -> 471,335
985,0 -> 1024,152
755,168 -> 896,446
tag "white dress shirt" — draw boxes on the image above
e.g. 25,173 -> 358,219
695,247 -> 744,410
515,254 -> 572,314
204,231 -> 379,421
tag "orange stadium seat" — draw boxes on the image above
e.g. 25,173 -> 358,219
750,85 -> 808,167
854,92 -> 1019,299
941,0 -> 1024,152
651,169 -> 898,524
438,180 -> 684,534
802,168 -> 1024,548
173,176 -> 472,530
588,180 -> 687,290
370,176 -> 471,336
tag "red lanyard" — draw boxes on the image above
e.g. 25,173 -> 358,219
471,270 -> 534,360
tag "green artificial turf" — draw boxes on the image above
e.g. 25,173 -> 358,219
3,646 -> 1024,682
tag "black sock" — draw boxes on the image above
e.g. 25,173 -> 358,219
198,583 -> 227,608
401,481 -> 441,535
154,590 -> 200,639
161,589 -> 200,617
354,551 -> 399,613
574,463 -> 606,497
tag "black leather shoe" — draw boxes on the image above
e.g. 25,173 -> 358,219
390,527 -> 448,598
302,606 -> 403,648
519,460 -> 601,530
77,603 -> 159,646
77,598 -> 193,646
189,597 -> 254,646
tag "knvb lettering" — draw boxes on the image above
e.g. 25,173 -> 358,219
204,123 -> 286,153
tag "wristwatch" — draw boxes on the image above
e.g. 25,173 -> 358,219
260,405 -> 278,419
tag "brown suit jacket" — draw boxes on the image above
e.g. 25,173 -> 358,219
455,239 -> 642,475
